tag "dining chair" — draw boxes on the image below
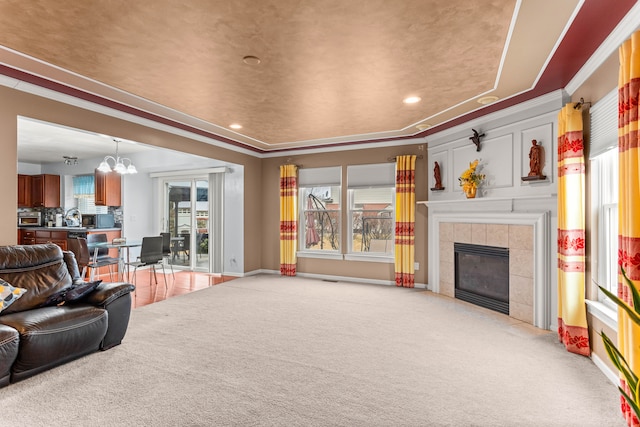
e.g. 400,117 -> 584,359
127,236 -> 167,291
174,232 -> 190,262
86,233 -> 120,280
160,232 -> 175,279
68,237 -> 116,281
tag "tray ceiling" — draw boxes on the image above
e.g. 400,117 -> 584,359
0,0 -> 630,156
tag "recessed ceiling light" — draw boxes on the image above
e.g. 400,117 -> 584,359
403,96 -> 421,104
229,123 -> 243,130
416,124 -> 431,131
477,95 -> 499,105
242,56 -> 261,65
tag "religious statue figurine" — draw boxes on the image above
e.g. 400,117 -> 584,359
431,161 -> 445,191
528,140 -> 542,176
522,139 -> 546,181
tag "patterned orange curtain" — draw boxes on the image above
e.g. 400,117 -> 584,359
557,103 -> 590,356
394,155 -> 416,287
279,165 -> 298,276
618,31 -> 640,427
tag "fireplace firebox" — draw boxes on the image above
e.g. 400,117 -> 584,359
454,243 -> 509,314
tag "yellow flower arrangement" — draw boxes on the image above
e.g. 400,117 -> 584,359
458,159 -> 485,194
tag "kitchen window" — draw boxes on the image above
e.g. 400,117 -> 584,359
73,175 -> 107,214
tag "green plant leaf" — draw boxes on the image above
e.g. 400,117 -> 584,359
621,267 -> 640,314
601,331 -> 638,388
599,285 -> 640,325
620,386 -> 640,421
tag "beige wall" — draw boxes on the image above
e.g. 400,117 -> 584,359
0,85 -> 263,271
261,144 -> 428,284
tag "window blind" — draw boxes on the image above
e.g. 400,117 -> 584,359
347,163 -> 395,188
589,88 -> 618,159
298,166 -> 341,187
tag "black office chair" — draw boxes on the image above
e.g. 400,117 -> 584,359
127,236 -> 167,291
160,232 -> 175,279
83,234 -> 120,281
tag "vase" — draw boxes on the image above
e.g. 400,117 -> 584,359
465,186 -> 477,199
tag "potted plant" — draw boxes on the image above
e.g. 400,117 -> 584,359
599,267 -> 640,420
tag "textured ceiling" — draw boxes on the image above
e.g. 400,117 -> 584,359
0,0 -> 631,155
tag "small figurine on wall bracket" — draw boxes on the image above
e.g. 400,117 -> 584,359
521,139 -> 547,181
469,129 -> 485,152
431,161 -> 445,191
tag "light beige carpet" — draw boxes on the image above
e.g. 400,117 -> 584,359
0,275 -> 626,426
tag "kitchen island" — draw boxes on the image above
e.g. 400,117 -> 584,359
18,226 -> 121,251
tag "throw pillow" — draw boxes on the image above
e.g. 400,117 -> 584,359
0,278 -> 27,313
41,286 -> 72,307
65,280 -> 102,303
41,280 -> 102,307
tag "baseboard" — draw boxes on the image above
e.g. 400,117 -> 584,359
236,269 -> 428,288
591,352 -> 620,386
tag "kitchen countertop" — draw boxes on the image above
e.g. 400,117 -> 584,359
18,226 -> 121,232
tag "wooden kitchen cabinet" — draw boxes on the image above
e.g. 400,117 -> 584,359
18,174 -> 32,207
30,174 -> 60,208
34,230 -> 67,250
94,170 -> 121,206
19,229 -> 36,245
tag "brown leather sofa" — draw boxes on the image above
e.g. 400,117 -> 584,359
0,243 -> 134,387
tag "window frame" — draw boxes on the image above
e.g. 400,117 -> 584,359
296,167 -> 342,260
344,163 -> 396,262
590,147 -> 618,312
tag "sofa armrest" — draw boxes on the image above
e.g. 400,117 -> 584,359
85,282 -> 135,350
86,282 -> 135,307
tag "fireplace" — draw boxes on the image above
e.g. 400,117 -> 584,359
454,243 -> 509,314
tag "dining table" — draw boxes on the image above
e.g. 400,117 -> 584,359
88,239 -> 142,282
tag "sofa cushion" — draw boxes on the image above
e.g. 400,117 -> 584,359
0,244 -> 73,314
0,305 -> 108,382
0,279 -> 27,313
0,324 -> 19,387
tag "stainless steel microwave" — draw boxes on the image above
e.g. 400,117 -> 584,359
18,212 -> 42,226
82,213 -> 114,229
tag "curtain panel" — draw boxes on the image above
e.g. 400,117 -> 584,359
279,165 -> 298,276
394,155 -> 416,287
556,103 -> 590,356
618,31 -> 640,427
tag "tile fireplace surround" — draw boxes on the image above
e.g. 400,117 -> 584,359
422,197 -> 555,330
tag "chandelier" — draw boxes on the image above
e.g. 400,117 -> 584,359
97,139 -> 137,174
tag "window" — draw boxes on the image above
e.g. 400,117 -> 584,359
73,175 -> 107,214
591,148 -> 618,304
589,88 -> 618,307
298,167 -> 341,252
347,163 -> 395,256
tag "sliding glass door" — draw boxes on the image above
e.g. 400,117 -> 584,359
165,178 -> 210,271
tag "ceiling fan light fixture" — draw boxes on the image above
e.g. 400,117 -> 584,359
477,95 -> 499,105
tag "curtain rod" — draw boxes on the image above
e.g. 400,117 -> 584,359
387,154 -> 424,162
573,97 -> 591,109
